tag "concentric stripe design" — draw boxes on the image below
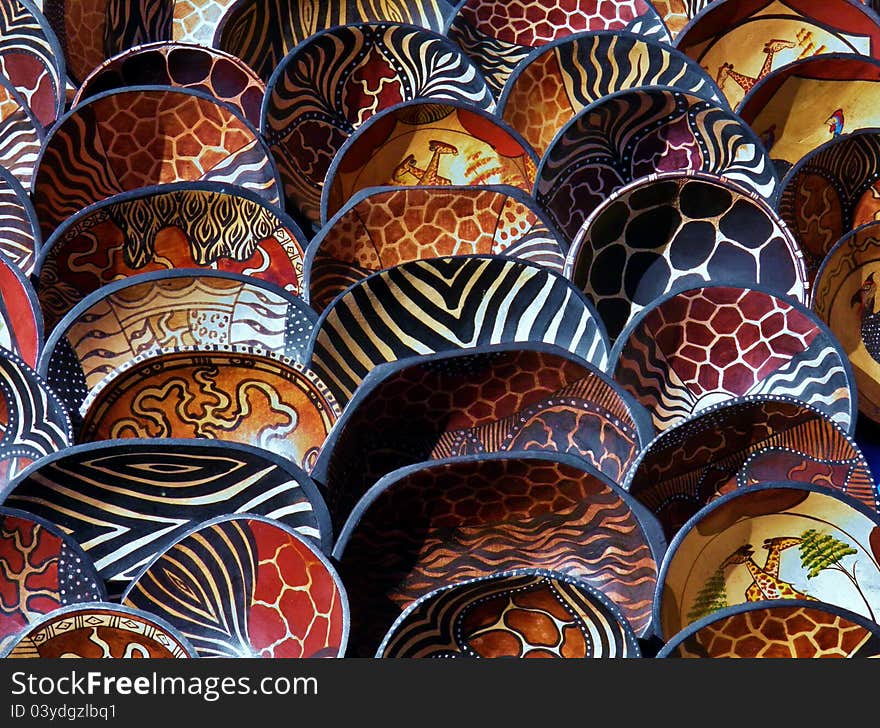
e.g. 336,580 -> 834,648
378,571 -> 640,658
0,76 -> 42,191
1,441 -> 329,588
500,31 -> 726,158
536,88 -> 778,243
334,456 -> 660,657
215,0 -> 452,82
0,165 -> 38,274
308,256 -> 610,407
263,22 -> 495,226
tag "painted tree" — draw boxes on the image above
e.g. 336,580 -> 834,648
798,528 -> 874,620
687,567 -> 728,621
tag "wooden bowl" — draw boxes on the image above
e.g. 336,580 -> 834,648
35,181 -> 308,332
73,41 -> 266,126
534,87 -> 779,244
0,164 -> 40,275
0,439 -> 332,594
0,72 -> 44,191
447,0 -> 670,96
610,284 -> 856,434
624,394 -> 876,543
0,249 -> 41,367
312,342 -> 654,533
657,599 -> 880,657
674,0 -> 880,111
498,30 -> 726,160
32,86 -> 282,243
307,255 -> 610,408
566,171 -> 809,343
78,347 -> 339,473
655,481 -> 880,640
333,452 -> 665,656
377,569 -> 642,658
39,269 -> 316,425
0,506 -> 105,654
305,184 -> 566,314
122,514 -> 349,658
214,0 -> 453,82
320,99 -> 537,225
0,602 -> 196,658
261,22 -> 494,228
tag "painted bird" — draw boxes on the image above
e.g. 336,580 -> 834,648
851,272 -> 880,361
826,108 -> 845,137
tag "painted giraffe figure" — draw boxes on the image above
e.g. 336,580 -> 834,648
721,541 -> 816,602
393,140 -> 458,185
716,39 -> 797,94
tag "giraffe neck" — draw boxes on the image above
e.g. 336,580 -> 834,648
758,50 -> 778,79
727,68 -> 756,93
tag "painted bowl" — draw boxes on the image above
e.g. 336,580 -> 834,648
307,255 -> 611,408
73,41 -> 266,126
0,506 -> 105,654
320,99 -> 537,224
498,30 -> 726,160
376,569 -> 642,658
0,249 -> 41,367
78,347 -> 339,473
0,439 -> 332,593
813,221 -> 880,424
624,395 -> 877,542
0,0 -> 65,126
35,182 -> 308,332
778,129 -> 880,281
333,452 -> 665,656
566,172 -> 809,344
122,514 -> 349,658
312,343 -> 654,532
0,73 -> 43,191
534,87 -> 779,244
653,0 -> 710,40
0,163 -> 39,274
0,349 -> 71,488
657,599 -> 880,657
446,0 -> 670,96
262,22 -> 495,228
655,481 -> 880,641
39,269 -> 317,424
305,185 -> 566,314
32,86 -> 282,242
610,284 -> 856,434
674,0 -> 880,111
0,602 -> 197,658
214,0 -> 453,82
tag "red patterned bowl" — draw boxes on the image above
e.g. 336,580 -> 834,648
0,249 -> 41,367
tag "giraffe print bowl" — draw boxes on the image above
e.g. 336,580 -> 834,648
674,0 -> 880,112
624,394 -> 877,543
333,452 -> 666,657
121,514 -> 349,658
739,55 -> 880,180
31,85 -> 282,242
654,481 -> 880,641
779,130 -> 880,283
261,22 -> 495,229
656,598 -> 880,657
0,506 -> 105,654
305,185 -> 566,314
446,0 -> 669,97
534,87 -> 780,244
813,221 -> 880,424
0,602 -> 197,658
73,41 -> 266,126
376,569 -> 642,658
498,30 -> 726,161
320,99 -> 538,225
565,171 -> 809,344
610,284 -> 857,435
311,342 -> 654,533
35,181 -> 308,332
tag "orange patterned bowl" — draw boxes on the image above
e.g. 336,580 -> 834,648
32,86 -> 282,242
377,569 -> 642,658
305,185 -> 566,313
77,347 -> 339,473
320,99 -> 538,224
0,249 -> 41,367
333,452 -> 665,656
0,602 -> 197,658
122,514 -> 349,658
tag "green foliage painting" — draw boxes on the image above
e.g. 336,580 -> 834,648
687,567 -> 728,622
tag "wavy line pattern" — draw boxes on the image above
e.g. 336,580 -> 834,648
0,167 -> 37,273
104,0 -> 174,59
